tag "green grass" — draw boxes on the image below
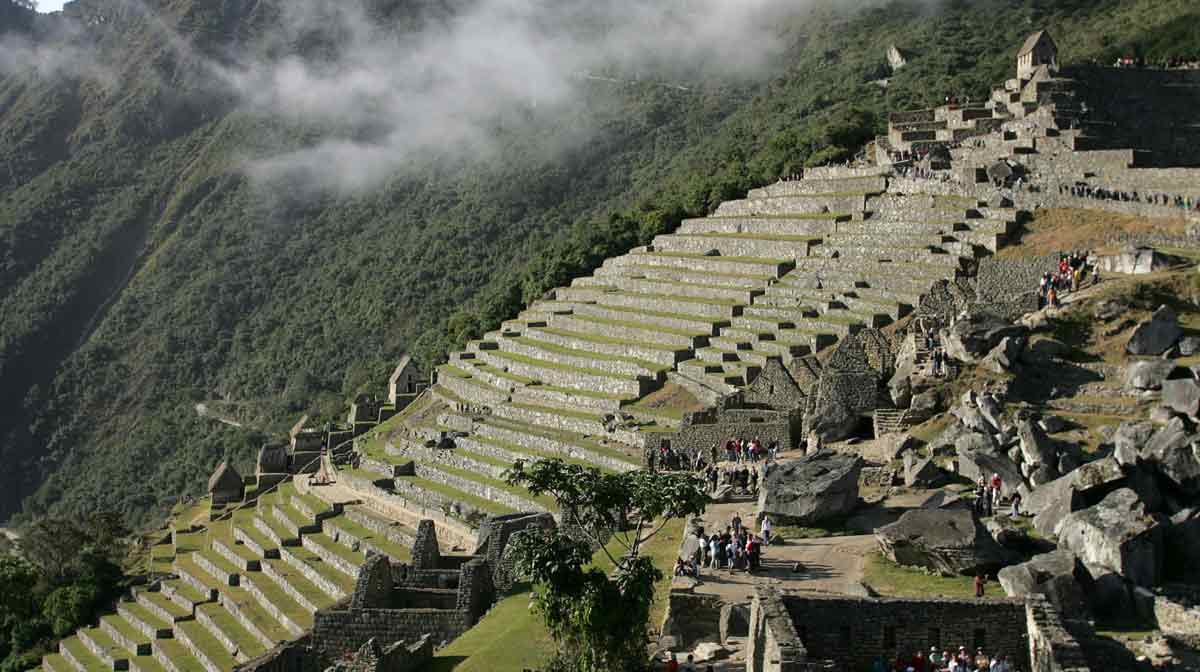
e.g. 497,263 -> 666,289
632,250 -> 791,265
304,532 -> 367,567
196,604 -> 269,659
151,639 -> 209,672
511,338 -> 670,374
531,383 -> 637,401
622,262 -> 776,282
862,552 -> 977,598
396,476 -> 518,517
175,620 -> 238,669
138,591 -> 190,620
282,546 -> 355,593
508,402 -> 604,422
465,433 -> 622,473
419,461 -> 558,511
563,312 -> 701,338
100,614 -> 148,646
59,637 -> 111,672
428,517 -> 686,671
677,231 -> 823,242
323,515 -> 413,562
119,601 -> 170,631
252,562 -> 321,626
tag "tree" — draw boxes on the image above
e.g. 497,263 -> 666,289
505,460 -> 708,672
14,0 -> 35,11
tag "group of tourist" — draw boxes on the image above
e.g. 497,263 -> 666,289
922,333 -> 948,377
660,652 -> 712,672
653,444 -> 708,472
1058,183 -> 1200,211
973,473 -> 1006,517
874,646 -> 1016,671
1038,251 -> 1095,308
721,436 -> 778,464
704,463 -> 761,495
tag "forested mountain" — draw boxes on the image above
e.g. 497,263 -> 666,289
1,0 -> 1196,527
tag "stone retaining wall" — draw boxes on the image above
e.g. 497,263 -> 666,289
652,233 -> 816,259
678,216 -> 841,236
778,593 -> 1030,671
973,254 -> 1057,321
101,615 -> 149,656
471,422 -> 638,472
385,438 -> 509,481
1025,597 -> 1091,672
218,591 -> 278,651
174,624 -> 224,672
670,408 -> 796,454
312,609 -> 468,655
475,349 -> 648,397
118,602 -> 171,640
343,509 -> 417,548
213,537 -> 259,572
239,574 -> 307,637
523,325 -> 683,367
195,608 -> 242,661
495,334 -> 659,378
575,274 -> 757,304
747,587 -> 807,672
136,591 -> 185,625
411,462 -> 547,514
340,472 -> 479,547
260,560 -> 323,613
715,194 -> 866,218
194,552 -> 238,587
749,176 -> 887,199
279,547 -> 348,600
301,535 -> 360,579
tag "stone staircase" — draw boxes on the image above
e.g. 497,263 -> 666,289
42,481 -> 414,672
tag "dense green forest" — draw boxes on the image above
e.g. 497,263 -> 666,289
1,0 -> 1198,529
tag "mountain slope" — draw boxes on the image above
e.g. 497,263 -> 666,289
1,0 -> 1197,525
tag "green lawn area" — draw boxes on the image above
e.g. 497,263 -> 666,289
862,552 -> 977,599
428,517 -> 686,671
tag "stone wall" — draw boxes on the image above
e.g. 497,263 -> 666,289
741,359 -> 806,412
473,512 -> 556,592
669,407 -> 796,455
1025,597 -> 1091,672
312,608 -> 469,655
660,591 -> 724,651
972,255 -> 1058,320
780,594 -> 1030,671
747,587 -> 807,672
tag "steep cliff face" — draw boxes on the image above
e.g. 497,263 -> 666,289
1,0 -> 1196,525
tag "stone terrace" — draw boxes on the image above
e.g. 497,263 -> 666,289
356,170 -> 1012,522
42,481 -> 414,672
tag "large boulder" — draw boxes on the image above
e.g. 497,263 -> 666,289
1097,246 -> 1186,275
808,399 -> 858,443
978,394 -> 1006,433
1125,360 -> 1181,391
1126,305 -> 1182,356
1162,378 -> 1200,418
1017,417 -> 1057,469
997,550 -> 1088,613
1019,337 -> 1070,366
941,312 -> 1026,363
956,444 -> 1024,498
757,453 -> 862,524
981,336 -> 1025,374
1164,508 -> 1200,581
875,508 -> 1019,576
1026,457 -> 1126,537
1056,488 -> 1163,588
1113,421 -> 1156,467
953,403 -> 999,435
1139,417 -> 1200,496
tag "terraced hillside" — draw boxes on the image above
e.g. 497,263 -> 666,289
353,170 -> 1017,520
42,481 -> 412,672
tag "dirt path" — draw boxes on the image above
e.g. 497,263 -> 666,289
688,500 -> 877,602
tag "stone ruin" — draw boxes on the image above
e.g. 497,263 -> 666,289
207,461 -> 245,506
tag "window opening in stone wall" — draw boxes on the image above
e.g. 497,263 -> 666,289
973,628 -> 987,651
851,415 -> 875,440
839,625 -> 851,649
928,627 -> 941,650
883,625 -> 896,650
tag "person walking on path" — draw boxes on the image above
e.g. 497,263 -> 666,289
975,572 -> 986,598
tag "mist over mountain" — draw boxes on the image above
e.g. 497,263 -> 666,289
0,0 -> 1195,526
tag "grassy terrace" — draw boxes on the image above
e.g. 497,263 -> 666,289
101,614 -> 147,646
568,299 -> 729,326
215,585 -> 294,643
465,433 -> 622,473
536,326 -> 685,351
324,515 -> 412,562
510,336 -> 669,374
60,637 -> 112,672
472,362 -> 536,386
196,603 -> 268,659
601,274 -> 765,293
707,211 -> 851,220
119,601 -> 170,631
580,286 -> 745,308
621,262 -> 776,282
152,639 -> 208,672
176,620 -> 238,669
528,383 -> 636,402
420,461 -> 558,511
477,416 -> 640,466
674,231 -> 823,242
483,349 -> 640,381
862,552 -> 976,598
395,475 -> 517,517
559,313 -> 700,338
255,562 -> 321,626
138,591 -> 190,620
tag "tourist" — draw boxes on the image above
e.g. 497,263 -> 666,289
911,650 -> 927,672
731,512 -> 743,536
1046,285 -> 1059,309
974,571 -> 986,598
761,515 -> 773,545
974,476 -> 987,515
767,439 -> 780,461
680,654 -> 697,672
929,646 -> 944,670
1010,491 -> 1023,517
665,652 -> 679,672
708,535 -> 720,569
990,654 -> 1011,672
990,472 -> 1003,511
974,648 -> 990,671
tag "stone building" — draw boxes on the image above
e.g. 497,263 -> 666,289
1017,30 -> 1058,81
386,355 -> 424,408
207,461 -> 244,505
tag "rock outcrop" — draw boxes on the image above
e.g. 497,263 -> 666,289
1056,488 -> 1163,588
875,508 -> 1019,576
757,453 -> 862,524
1126,305 -> 1182,356
941,312 -> 1026,363
997,550 -> 1087,613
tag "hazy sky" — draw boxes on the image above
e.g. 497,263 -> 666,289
37,0 -> 68,12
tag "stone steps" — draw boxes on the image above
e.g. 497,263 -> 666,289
555,286 -> 741,320
522,325 -> 685,367
616,250 -> 793,278
474,348 -> 651,397
552,301 -> 721,339
571,274 -> 762,303
594,261 -> 771,288
649,232 -> 817,259
719,326 -> 837,354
